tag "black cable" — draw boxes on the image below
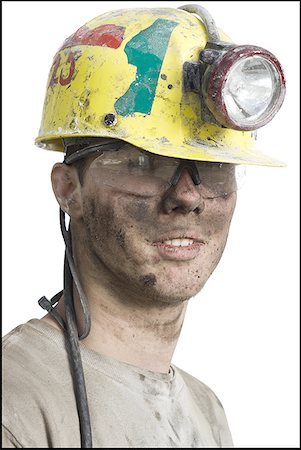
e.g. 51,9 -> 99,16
38,291 -> 66,331
40,140 -> 127,446
63,249 -> 92,448
38,214 -> 93,447
59,208 -> 93,447
178,4 -> 220,43
60,209 -> 91,340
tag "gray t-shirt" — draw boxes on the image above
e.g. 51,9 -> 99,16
2,319 -> 233,448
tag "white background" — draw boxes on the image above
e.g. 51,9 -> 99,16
2,1 -> 300,448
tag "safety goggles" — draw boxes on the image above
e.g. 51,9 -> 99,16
75,143 -> 245,199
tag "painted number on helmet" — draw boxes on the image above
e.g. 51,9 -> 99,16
49,52 -> 76,87
48,23 -> 126,88
115,19 -> 178,116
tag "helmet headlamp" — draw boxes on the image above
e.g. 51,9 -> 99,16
180,5 -> 286,131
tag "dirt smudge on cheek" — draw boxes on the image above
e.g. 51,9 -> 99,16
114,228 -> 125,248
140,273 -> 157,287
83,193 -> 127,247
83,196 -> 102,242
125,198 -> 151,222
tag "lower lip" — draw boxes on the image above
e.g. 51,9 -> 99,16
152,242 -> 205,261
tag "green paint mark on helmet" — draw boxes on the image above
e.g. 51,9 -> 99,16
115,19 -> 178,116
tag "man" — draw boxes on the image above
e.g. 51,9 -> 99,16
2,3 -> 286,448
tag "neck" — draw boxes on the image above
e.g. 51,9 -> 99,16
82,282 -> 187,373
44,272 -> 188,374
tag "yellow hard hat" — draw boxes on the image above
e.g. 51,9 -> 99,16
35,5 -> 286,166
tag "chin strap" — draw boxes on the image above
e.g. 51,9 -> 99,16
38,208 -> 93,447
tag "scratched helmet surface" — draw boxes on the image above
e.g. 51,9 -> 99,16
35,7 -> 283,166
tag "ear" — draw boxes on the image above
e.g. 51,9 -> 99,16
51,163 -> 83,219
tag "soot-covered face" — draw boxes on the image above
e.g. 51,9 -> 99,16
73,155 -> 237,305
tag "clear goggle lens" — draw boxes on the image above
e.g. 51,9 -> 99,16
223,56 -> 281,127
88,145 -> 245,198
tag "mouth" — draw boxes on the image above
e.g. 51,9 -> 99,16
152,235 -> 206,261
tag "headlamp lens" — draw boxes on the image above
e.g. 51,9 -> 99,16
224,56 -> 281,127
203,45 -> 285,130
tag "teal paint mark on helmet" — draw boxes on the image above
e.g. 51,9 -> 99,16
115,18 -> 178,116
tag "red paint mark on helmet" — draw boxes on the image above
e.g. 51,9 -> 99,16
49,53 -> 61,87
48,51 -> 76,88
60,24 -> 125,50
59,51 -> 75,86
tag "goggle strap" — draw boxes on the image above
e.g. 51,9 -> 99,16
63,141 -> 125,165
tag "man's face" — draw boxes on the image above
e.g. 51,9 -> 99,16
74,148 -> 237,305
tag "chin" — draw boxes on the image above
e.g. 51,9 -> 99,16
139,278 -> 207,306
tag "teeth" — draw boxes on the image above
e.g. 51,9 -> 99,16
164,238 -> 194,247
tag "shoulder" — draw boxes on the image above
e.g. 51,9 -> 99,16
2,319 -> 70,395
174,365 -> 224,408
2,320 -> 78,447
173,365 -> 233,446
2,319 -> 68,380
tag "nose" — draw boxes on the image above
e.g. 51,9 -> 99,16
161,169 -> 205,214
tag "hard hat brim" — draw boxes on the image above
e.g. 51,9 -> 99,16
35,134 -> 286,167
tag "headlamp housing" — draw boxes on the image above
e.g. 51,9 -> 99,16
200,44 -> 286,130
180,4 -> 286,132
